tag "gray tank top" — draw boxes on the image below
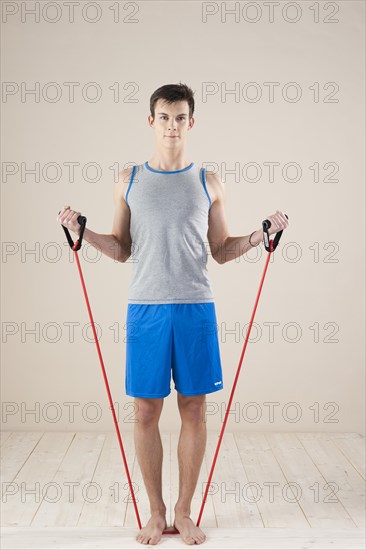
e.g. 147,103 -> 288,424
125,161 -> 215,304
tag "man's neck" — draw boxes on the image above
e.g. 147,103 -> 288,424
148,148 -> 191,172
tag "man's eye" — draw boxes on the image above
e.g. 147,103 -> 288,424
160,116 -> 185,120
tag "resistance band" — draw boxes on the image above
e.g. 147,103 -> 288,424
59,211 -> 287,535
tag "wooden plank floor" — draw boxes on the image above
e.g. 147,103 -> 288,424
1,431 -> 365,549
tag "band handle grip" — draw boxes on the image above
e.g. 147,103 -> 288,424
262,214 -> 288,252
58,212 -> 87,251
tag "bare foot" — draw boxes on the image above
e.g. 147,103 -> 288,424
136,511 -> 167,545
173,514 -> 206,545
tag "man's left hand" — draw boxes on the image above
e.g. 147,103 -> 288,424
265,210 -> 289,236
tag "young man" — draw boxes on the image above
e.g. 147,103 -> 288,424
57,83 -> 289,545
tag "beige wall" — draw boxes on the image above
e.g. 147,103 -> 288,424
1,1 -> 364,434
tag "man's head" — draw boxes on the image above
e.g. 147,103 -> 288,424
150,83 -> 195,120
148,83 -> 195,148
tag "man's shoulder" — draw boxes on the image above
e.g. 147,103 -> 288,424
205,170 -> 224,191
205,169 -> 221,181
118,163 -> 141,179
204,170 -> 224,204
118,163 -> 142,189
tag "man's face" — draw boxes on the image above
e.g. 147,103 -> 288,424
148,99 -> 194,147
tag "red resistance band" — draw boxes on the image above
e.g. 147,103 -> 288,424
59,213 -> 287,534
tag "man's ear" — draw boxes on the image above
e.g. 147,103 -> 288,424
148,115 -> 154,127
188,116 -> 195,130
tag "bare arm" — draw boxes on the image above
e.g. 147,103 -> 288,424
81,228 -> 126,263
78,168 -> 132,263
207,172 -> 263,265
207,172 -> 289,264
110,168 -> 133,262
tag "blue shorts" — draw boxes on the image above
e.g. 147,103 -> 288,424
125,302 -> 224,398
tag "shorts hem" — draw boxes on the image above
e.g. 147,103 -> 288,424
126,390 -> 171,398
127,299 -> 215,304
175,385 -> 224,396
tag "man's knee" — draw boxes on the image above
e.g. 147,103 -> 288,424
177,393 -> 206,424
134,397 -> 164,427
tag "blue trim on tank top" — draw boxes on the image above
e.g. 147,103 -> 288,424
125,164 -> 136,206
201,167 -> 212,207
145,161 -> 194,174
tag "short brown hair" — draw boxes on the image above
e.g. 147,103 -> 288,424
149,83 -> 195,120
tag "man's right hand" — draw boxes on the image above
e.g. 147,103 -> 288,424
57,205 -> 82,236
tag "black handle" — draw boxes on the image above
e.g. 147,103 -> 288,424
262,214 -> 288,252
58,212 -> 87,251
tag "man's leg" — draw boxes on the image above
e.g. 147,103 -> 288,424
174,393 -> 207,545
134,396 -> 167,545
